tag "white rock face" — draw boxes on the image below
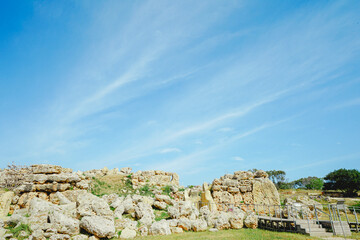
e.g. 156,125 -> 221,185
28,198 -> 54,227
114,205 -> 125,219
49,210 -> 80,235
30,229 -> 45,240
53,192 -> 71,205
149,220 -> 171,235
170,227 -> 183,234
71,234 -> 89,240
0,191 -> 14,217
77,193 -> 113,219
120,228 -> 137,239
80,216 -> 115,238
177,217 -> 192,231
115,218 -> 138,230
244,212 -> 258,229
49,234 -> 71,240
155,194 -> 172,205
191,219 -> 207,232
168,201 -> 198,219
153,201 -> 166,210
215,212 -> 230,230
110,197 -> 124,209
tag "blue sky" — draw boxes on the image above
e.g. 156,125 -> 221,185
0,1 -> 359,186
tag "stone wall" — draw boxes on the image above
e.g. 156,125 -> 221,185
131,170 -> 179,188
211,170 -> 280,211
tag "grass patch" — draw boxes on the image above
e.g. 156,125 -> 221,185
154,210 -> 170,221
89,175 -> 133,197
139,184 -> 155,197
162,185 -> 172,197
132,228 -> 321,240
6,223 -> 32,240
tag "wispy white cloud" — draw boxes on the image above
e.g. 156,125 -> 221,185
327,97 -> 360,111
159,148 -> 182,154
233,156 -> 244,161
218,127 -> 233,132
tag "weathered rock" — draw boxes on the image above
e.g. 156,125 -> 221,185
53,192 -> 71,205
71,234 -> 89,240
114,205 -> 125,219
244,212 -> 258,229
155,194 -> 172,205
177,217 -> 192,231
31,164 -> 63,174
215,212 -> 230,230
153,201 -> 166,210
80,216 -> 115,238
110,197 -> 124,209
229,212 -> 245,229
191,219 -> 207,232
0,191 -> 14,217
138,226 -> 148,236
252,178 -> 280,206
28,198 -> 53,227
77,193 -> 113,219
119,228 -> 136,239
49,234 -> 71,240
49,210 -> 80,235
29,229 -> 45,240
170,227 -> 183,234
149,220 -> 171,235
114,218 -> 137,230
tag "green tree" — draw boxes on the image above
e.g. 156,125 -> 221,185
324,168 -> 360,196
292,176 -> 324,190
266,170 -> 289,189
305,178 -> 324,190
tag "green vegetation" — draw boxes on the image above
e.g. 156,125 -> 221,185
139,184 -> 155,197
154,210 -> 170,221
324,168 -> 360,196
133,229 -> 321,240
5,224 -> 32,240
292,177 -> 324,190
89,175 -> 133,197
266,170 -> 288,189
161,185 -> 172,196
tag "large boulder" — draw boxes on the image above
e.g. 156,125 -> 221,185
214,212 -> 230,230
149,220 -> 171,236
28,198 -> 54,227
177,217 -> 192,231
77,193 -> 113,219
0,191 -> 14,217
229,211 -> 245,229
120,228 -> 136,239
135,202 -> 154,226
252,178 -> 280,206
49,210 -> 80,235
244,212 -> 258,229
80,216 -> 115,238
191,219 -> 207,232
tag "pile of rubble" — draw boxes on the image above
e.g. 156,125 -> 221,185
0,165 -> 276,240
